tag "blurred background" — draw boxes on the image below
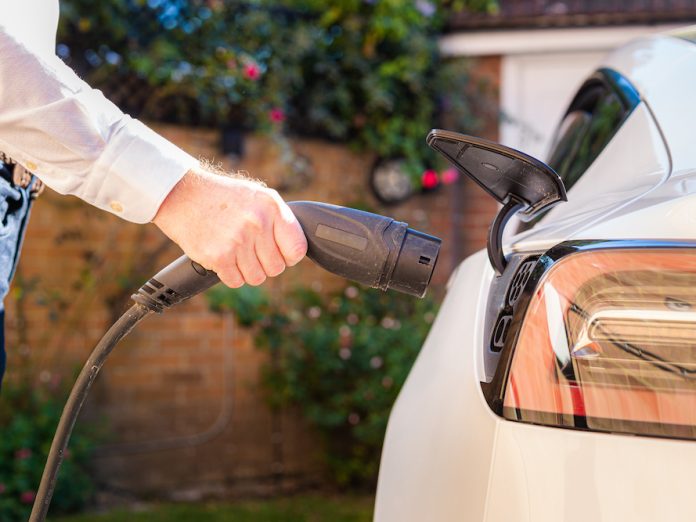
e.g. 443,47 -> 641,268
1,1 -> 694,520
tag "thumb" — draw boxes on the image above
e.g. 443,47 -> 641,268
273,195 -> 308,266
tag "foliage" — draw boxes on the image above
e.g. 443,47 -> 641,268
207,283 -> 437,487
206,284 -> 269,326
55,493 -> 373,521
0,379 -> 97,521
57,0 -> 493,184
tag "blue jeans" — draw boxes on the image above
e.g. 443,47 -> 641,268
0,161 -> 34,389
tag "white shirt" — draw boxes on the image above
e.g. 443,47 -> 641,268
0,1 -> 197,223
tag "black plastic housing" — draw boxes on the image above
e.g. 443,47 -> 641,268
133,201 -> 442,312
289,201 -> 440,298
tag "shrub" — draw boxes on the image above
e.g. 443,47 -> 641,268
207,283 -> 437,487
0,378 -> 96,521
57,0 -> 492,185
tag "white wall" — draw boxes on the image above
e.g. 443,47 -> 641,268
500,51 -> 604,160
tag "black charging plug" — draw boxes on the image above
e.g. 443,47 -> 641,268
133,201 -> 441,312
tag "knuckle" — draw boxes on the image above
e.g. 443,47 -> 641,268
196,253 -> 221,273
246,272 -> 267,287
220,275 -> 244,289
266,260 -> 286,277
192,253 -> 215,272
218,268 -> 244,289
266,189 -> 282,209
242,209 -> 265,233
238,259 -> 266,286
264,190 -> 284,216
210,251 -> 233,272
255,189 -> 278,210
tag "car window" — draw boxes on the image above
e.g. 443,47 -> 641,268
518,69 -> 639,233
547,84 -> 625,193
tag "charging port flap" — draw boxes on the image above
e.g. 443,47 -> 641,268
427,129 -> 567,275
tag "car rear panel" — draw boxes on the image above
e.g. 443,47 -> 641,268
375,251 -> 496,522
487,420 -> 696,521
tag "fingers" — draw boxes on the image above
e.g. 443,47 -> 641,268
269,192 -> 308,266
215,258 -> 245,289
254,233 -> 286,278
236,243 -> 267,286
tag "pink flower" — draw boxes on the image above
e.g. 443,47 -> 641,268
421,169 -> 439,190
15,448 -> 32,460
416,0 -> 436,17
243,62 -> 261,81
20,490 -> 36,504
441,167 -> 460,185
370,356 -> 383,369
0,483 -> 6,494
269,107 -> 285,123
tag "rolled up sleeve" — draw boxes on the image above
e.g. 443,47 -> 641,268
0,27 -> 197,223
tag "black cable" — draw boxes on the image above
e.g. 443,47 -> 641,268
29,303 -> 153,522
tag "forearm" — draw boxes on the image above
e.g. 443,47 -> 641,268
0,27 -> 196,223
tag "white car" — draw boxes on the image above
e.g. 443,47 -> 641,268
375,28 -> 696,521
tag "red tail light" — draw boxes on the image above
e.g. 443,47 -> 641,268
502,247 -> 696,439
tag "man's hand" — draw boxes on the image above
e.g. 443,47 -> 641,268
153,165 -> 308,288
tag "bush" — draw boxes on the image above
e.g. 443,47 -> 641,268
0,379 -> 96,521
57,0 -> 492,184
207,283 -> 437,487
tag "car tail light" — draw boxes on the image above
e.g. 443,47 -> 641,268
501,246 -> 696,439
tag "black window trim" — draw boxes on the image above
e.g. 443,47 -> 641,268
563,67 -> 641,120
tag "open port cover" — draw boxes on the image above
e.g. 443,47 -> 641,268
427,129 -> 566,221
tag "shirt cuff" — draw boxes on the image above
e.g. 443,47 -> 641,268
87,117 -> 198,224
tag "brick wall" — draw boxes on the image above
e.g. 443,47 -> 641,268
4,57 -> 500,500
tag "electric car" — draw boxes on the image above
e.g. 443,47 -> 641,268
375,28 -> 696,521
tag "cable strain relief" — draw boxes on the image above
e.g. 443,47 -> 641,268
131,292 -> 163,313
131,278 -> 183,313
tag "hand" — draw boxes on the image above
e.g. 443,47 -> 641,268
153,165 -> 307,288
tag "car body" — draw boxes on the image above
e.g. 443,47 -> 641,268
375,28 -> 696,521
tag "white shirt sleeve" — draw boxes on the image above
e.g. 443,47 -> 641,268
0,27 -> 198,223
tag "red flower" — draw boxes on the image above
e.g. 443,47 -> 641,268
243,62 -> 261,81
15,448 -> 32,460
421,169 -> 439,190
441,167 -> 460,185
0,483 -> 6,494
269,107 -> 285,123
20,490 -> 36,504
